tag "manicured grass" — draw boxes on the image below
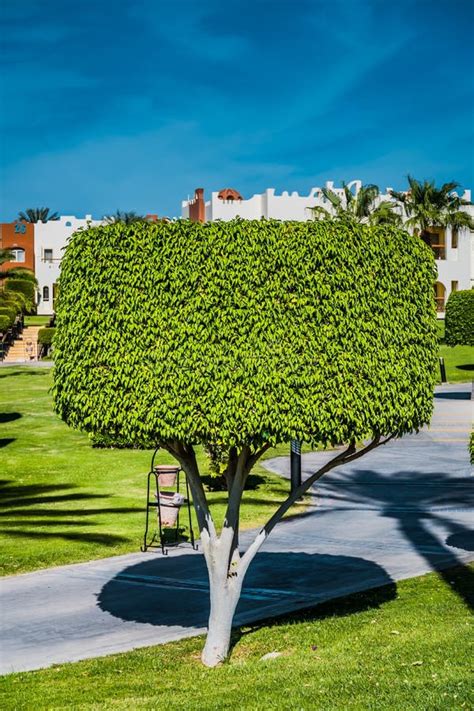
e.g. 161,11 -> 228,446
1,566 -> 472,710
438,344 -> 474,383
24,315 -> 51,327
436,320 -> 474,383
0,367 -> 305,577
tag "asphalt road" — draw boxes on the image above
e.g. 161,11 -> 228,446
1,383 -> 472,674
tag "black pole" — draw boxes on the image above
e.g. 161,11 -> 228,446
290,440 -> 301,493
439,356 -> 447,384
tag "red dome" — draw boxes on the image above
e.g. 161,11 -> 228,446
217,188 -> 243,201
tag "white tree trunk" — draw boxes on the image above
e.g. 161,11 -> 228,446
201,572 -> 242,667
200,526 -> 244,667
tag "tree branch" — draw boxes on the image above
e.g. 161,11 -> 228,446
238,435 -> 394,578
161,440 -> 215,539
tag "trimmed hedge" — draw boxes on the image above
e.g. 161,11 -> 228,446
53,220 -> 438,449
0,315 -> 11,332
38,327 -> 56,345
445,289 -> 474,346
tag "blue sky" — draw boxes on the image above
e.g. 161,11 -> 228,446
1,0 -> 473,219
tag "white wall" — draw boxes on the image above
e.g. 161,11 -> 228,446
181,181 -> 473,317
35,215 -> 101,315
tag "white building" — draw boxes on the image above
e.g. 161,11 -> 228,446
34,215 -> 101,315
182,181 -> 474,316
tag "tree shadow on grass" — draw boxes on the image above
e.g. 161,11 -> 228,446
97,551 -> 396,632
455,364 -> 474,371
0,529 -> 128,545
0,438 -> 15,448
0,480 -> 141,546
0,412 -> 21,423
0,370 -> 49,378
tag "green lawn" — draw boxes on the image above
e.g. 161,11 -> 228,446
436,319 -> 474,383
1,566 -> 471,710
438,344 -> 474,383
24,315 -> 51,327
0,367 -> 304,577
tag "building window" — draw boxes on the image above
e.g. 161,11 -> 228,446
11,248 -> 25,263
451,229 -> 458,249
65,221 -> 72,227
423,229 -> 446,260
43,286 -> 50,302
451,280 -> 458,293
43,249 -> 53,262
434,282 -> 446,312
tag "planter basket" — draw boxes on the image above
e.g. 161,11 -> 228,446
142,448 -> 196,554
156,491 -> 185,527
154,464 -> 179,487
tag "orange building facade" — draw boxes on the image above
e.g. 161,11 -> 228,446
0,222 -> 35,273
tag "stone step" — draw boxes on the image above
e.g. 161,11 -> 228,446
2,325 -> 43,363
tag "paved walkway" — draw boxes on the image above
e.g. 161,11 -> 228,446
1,383 -> 472,674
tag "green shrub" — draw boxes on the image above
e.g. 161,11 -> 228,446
4,278 -> 36,311
0,315 -> 11,332
38,327 -> 56,345
53,219 -> 438,448
0,291 -> 28,313
470,431 -> 474,465
445,289 -> 474,346
0,307 -> 17,325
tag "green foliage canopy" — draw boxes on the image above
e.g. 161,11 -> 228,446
444,289 -> 474,346
53,220 -> 437,450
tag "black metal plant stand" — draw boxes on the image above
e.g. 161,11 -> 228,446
141,447 -> 196,555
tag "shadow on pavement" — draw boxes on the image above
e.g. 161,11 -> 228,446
446,530 -> 474,552
98,552 -> 396,630
434,391 -> 471,400
316,468 -> 474,610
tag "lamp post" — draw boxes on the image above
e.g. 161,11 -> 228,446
290,439 -> 301,493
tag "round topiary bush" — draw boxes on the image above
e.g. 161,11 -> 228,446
445,289 -> 474,346
38,327 -> 56,345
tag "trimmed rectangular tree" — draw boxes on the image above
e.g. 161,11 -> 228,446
53,219 -> 437,666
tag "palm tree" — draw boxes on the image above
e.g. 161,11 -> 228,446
104,211 -> 146,224
390,176 -> 474,248
310,183 -> 401,226
0,248 -> 13,265
3,267 -> 37,284
17,208 -> 60,223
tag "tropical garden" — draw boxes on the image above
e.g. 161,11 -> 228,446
0,179 -> 472,706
